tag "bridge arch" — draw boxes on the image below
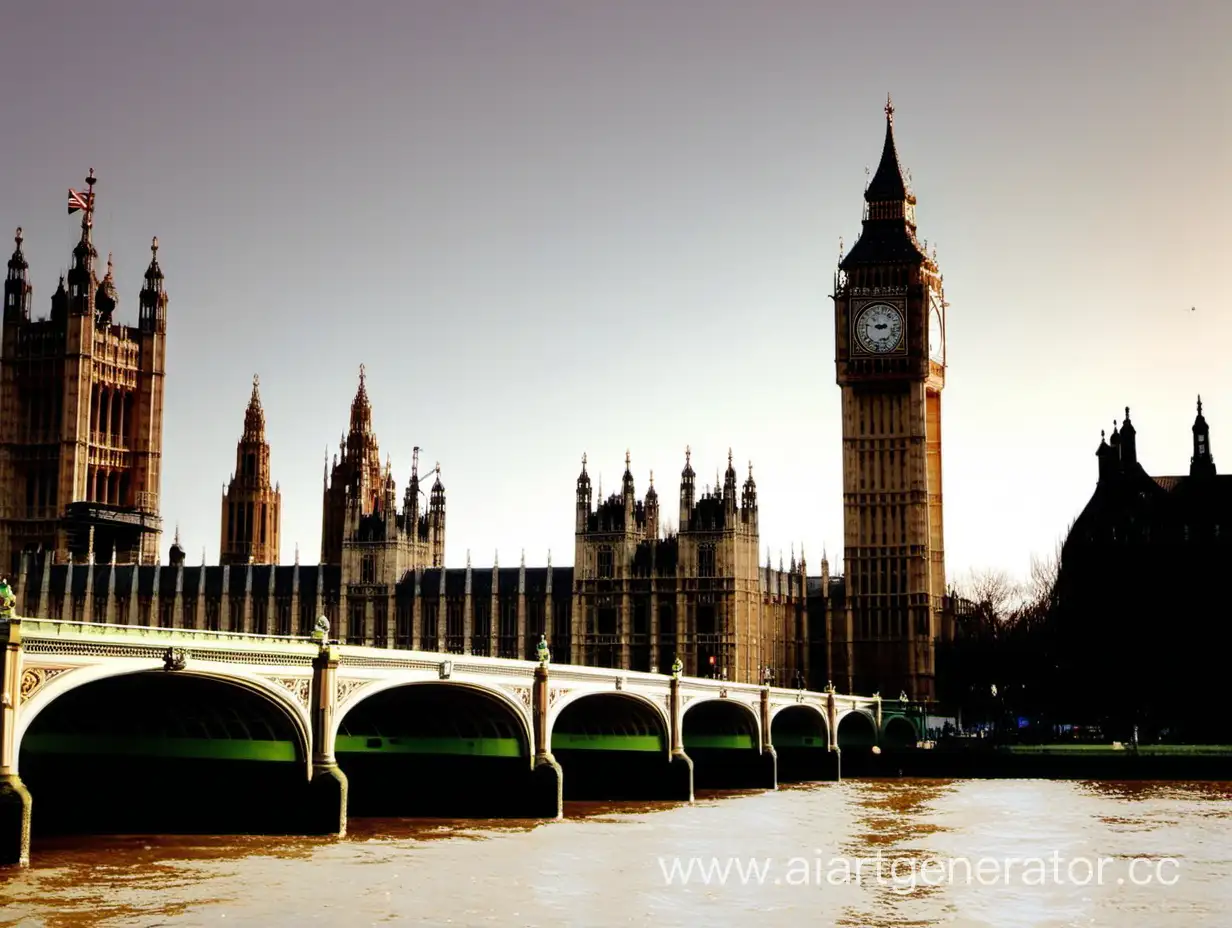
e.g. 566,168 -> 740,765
547,689 -> 670,745
682,697 -> 773,790
682,696 -> 762,747
17,666 -> 313,837
836,709 -> 878,749
548,691 -> 672,800
770,703 -> 833,782
881,715 -> 919,749
329,678 -> 533,751
16,662 -> 312,766
769,704 -> 830,748
330,679 -> 539,817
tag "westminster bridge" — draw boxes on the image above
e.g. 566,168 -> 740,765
0,616 -> 920,866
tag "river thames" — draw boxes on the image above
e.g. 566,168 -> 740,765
1,778 -> 1229,926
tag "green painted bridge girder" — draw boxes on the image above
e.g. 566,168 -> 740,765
771,734 -> 827,748
551,733 -> 664,752
334,735 -> 525,757
21,734 -> 299,763
682,734 -> 756,750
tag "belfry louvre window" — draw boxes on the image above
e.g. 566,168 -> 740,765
698,544 -> 716,578
598,546 -> 614,579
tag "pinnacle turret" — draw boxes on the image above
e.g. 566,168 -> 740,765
4,228 -> 32,321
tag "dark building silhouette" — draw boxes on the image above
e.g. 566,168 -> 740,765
1054,400 -> 1232,737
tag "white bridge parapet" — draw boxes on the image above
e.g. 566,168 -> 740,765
4,617 -> 900,771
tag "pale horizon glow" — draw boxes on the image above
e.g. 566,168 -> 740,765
1,1 -> 1228,581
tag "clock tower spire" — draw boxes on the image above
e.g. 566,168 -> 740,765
832,98 -> 948,701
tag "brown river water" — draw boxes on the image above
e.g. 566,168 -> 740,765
1,779 -> 1229,927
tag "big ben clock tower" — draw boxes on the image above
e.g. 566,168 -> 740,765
833,97 -> 947,701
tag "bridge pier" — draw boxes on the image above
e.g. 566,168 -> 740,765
828,691 -> 842,782
668,674 -> 695,802
1,618 -> 30,867
531,663 -> 563,818
308,643 -> 348,837
758,688 -> 779,790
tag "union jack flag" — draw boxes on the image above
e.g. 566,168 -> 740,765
67,187 -> 93,216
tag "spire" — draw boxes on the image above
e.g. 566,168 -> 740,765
139,236 -> 168,333
646,469 -> 657,500
1118,406 -> 1137,464
68,170 -> 98,287
67,172 -> 100,313
742,460 -> 757,510
169,524 -> 185,566
243,374 -> 265,441
4,227 -> 32,321
350,364 -> 373,434
723,447 -> 737,499
1191,395 -> 1215,478
94,252 -> 118,322
865,95 -> 907,203
622,449 -> 635,497
7,227 -> 27,277
840,97 -> 924,269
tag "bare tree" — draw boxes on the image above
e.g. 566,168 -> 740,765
957,567 -> 1024,624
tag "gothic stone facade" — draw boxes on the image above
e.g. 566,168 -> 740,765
3,112 -> 963,697
1,174 -> 166,574
10,369 -> 827,688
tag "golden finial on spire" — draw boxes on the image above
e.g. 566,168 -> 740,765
582,452 -> 587,470
358,363 -> 366,385
885,93 -> 894,122
151,236 -> 159,254
625,449 -> 631,469
685,445 -> 691,466
253,373 -> 260,389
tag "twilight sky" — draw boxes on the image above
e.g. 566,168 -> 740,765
1,1 -> 1228,581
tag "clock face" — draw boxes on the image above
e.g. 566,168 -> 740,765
928,292 -> 944,364
854,302 -> 904,354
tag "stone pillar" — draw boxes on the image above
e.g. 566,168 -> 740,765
759,686 -> 778,790
241,565 -> 253,634
127,564 -> 139,626
529,663 -> 563,818
306,643 -> 348,836
516,558 -> 527,661
290,564 -> 301,636
666,674 -> 694,801
83,562 -> 95,623
173,564 -> 185,629
463,559 -> 473,655
0,619 -> 32,866
410,569 -> 422,651
826,690 -> 841,782
36,557 -> 50,621
649,589 -> 660,673
104,561 -> 117,624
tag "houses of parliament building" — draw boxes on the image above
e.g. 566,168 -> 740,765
1,104 -> 957,699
